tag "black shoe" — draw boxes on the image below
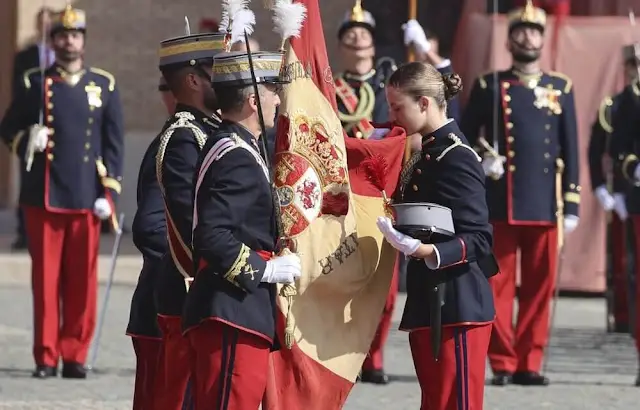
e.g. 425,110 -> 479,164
614,323 -> 630,333
360,369 -> 389,385
490,371 -> 512,386
61,362 -> 87,379
512,371 -> 549,386
635,372 -> 639,387
32,365 -> 57,379
11,235 -> 28,251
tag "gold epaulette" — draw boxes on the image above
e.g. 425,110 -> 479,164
89,67 -> 116,92
548,71 -> 572,93
22,67 -> 40,89
598,96 -> 614,133
477,70 -> 498,89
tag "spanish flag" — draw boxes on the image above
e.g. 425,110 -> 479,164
263,1 -> 407,408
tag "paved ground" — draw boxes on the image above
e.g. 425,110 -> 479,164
0,235 -> 638,409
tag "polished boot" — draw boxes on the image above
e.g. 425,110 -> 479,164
359,369 -> 389,385
61,362 -> 87,379
32,365 -> 57,379
490,371 -> 512,386
512,371 -> 549,386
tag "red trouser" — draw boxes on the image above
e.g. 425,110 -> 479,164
610,214 -> 630,327
132,337 -> 162,410
23,205 -> 100,367
409,324 -> 492,410
629,217 -> 640,352
363,257 -> 399,371
155,316 -> 193,410
488,222 -> 558,373
187,320 -> 271,410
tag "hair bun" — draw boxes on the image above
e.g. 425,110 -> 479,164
442,72 -> 463,101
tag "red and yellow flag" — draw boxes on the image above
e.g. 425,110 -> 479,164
263,1 -> 407,408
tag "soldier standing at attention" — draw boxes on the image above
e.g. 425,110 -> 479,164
126,76 -> 178,408
609,45 -> 640,389
461,0 -> 580,386
183,50 -> 302,409
0,4 -> 124,379
153,32 -> 226,409
588,43 -> 640,334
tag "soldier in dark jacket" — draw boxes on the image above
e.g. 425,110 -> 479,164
152,32 -> 226,409
587,44 -> 640,334
183,50 -> 302,409
461,1 -> 580,386
609,43 -> 640,389
377,61 -> 495,410
0,5 -> 124,379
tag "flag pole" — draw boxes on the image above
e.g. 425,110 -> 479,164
407,0 -> 417,62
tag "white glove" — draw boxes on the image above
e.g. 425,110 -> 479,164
594,185 -> 615,211
376,216 -> 421,256
401,19 -> 431,55
612,193 -> 628,221
28,124 -> 49,153
634,163 -> 640,181
564,214 -> 579,233
93,197 -> 112,220
369,128 -> 390,140
481,153 -> 505,180
262,253 -> 301,284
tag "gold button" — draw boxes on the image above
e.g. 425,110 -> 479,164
49,128 -> 54,135
509,165 -> 516,172
570,183 -> 576,189
86,130 -> 92,136
544,168 -> 549,173
83,155 -> 89,162
88,118 -> 94,124
544,153 -> 550,159
576,186 -> 582,192
355,131 -> 363,138
425,154 -> 431,160
506,122 -> 513,129
47,153 -> 54,161
47,115 -> 54,122
47,91 -> 53,97
547,111 -> 552,116
47,140 -> 55,148
504,95 -> 511,102
505,108 -> 512,115
85,142 -> 91,149
47,102 -> 54,109
545,124 -> 551,130
502,82 -> 510,89
507,136 -> 515,143
544,138 -> 550,144
412,184 -> 419,191
508,151 -> 515,158
416,168 -> 422,174
46,78 -> 53,85
90,106 -> 95,112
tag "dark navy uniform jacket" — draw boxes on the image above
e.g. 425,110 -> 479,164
183,120 -> 279,346
610,82 -> 640,215
155,105 -> 220,317
461,69 -> 580,225
0,64 -> 124,211
335,59 -> 460,138
127,118 -> 173,339
588,94 -> 627,194
397,120 -> 495,330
